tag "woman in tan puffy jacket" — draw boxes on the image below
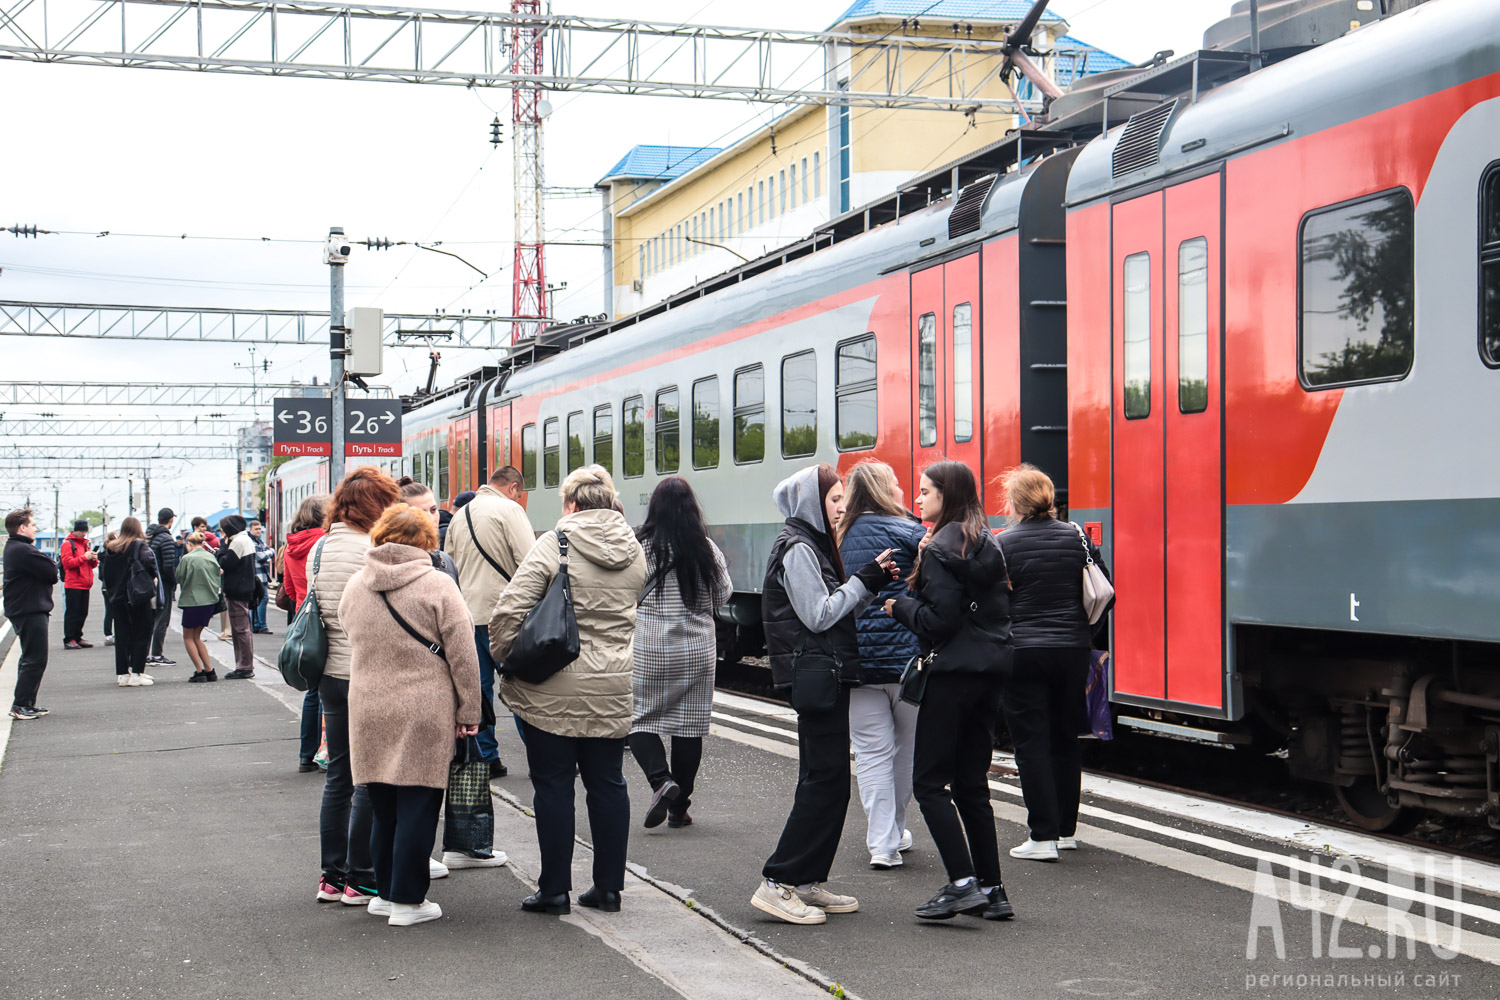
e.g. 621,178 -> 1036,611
490,464 -> 646,916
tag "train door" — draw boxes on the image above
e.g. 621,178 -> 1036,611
1110,175 -> 1225,712
909,254 -> 982,491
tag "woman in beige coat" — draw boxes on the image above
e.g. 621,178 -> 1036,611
490,465 -> 646,915
344,503 -> 482,926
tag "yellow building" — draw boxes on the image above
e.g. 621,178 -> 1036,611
595,1 -> 1127,317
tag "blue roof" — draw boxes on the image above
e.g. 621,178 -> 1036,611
1055,34 -> 1132,79
832,1 -> 1065,26
598,145 -> 724,185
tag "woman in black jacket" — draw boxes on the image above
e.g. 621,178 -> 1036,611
887,461 -> 1013,922
100,517 -> 160,687
995,464 -> 1110,862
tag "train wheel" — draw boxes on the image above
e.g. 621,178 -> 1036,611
1333,777 -> 1418,833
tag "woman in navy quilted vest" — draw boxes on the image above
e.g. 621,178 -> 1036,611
836,461 -> 926,870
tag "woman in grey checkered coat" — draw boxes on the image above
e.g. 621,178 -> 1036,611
629,477 -> 732,830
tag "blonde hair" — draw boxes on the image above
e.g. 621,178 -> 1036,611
185,531 -> 206,548
561,464 -> 617,512
838,460 -> 909,543
369,503 -> 440,551
1000,464 -> 1057,521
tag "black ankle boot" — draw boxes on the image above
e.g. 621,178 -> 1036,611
521,891 -> 570,915
578,886 -> 621,912
982,885 -> 1015,921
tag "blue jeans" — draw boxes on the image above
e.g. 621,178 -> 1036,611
474,626 -> 499,762
251,586 -> 268,631
299,686 -> 322,764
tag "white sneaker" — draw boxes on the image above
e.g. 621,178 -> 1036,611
898,828 -> 914,853
1010,838 -> 1060,861
869,852 -> 903,869
1058,837 -> 1079,850
793,884 -> 859,913
126,674 -> 143,687
751,881 -> 826,925
368,897 -> 392,916
388,899 -> 442,926
104,636 -> 115,646
134,674 -> 154,686
117,675 -> 130,687
429,858 -> 450,879
441,850 -> 508,869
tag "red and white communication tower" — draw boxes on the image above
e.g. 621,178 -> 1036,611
510,0 -> 546,343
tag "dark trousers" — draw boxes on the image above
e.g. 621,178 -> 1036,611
524,724 -> 629,895
112,604 -> 152,676
318,676 -> 375,886
913,671 -> 1004,885
762,684 -> 852,885
473,626 -> 499,761
299,686 -> 322,764
102,595 -> 113,638
150,591 -> 174,657
1002,647 -> 1090,842
11,613 -> 49,709
62,588 -> 89,642
628,732 -> 702,814
367,783 -> 444,904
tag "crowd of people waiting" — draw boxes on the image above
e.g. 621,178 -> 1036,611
3,453 -> 1108,928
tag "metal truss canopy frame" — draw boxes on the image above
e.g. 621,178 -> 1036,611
0,418 -> 249,435
0,0 -> 1036,112
0,380 -> 392,406
2,445 -> 239,460
0,300 -> 515,347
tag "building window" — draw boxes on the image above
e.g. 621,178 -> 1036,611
836,335 -> 877,451
917,313 -> 937,446
952,303 -> 973,442
1480,161 -> 1500,364
1178,237 -> 1210,413
655,387 -> 680,473
734,364 -> 765,464
567,410 -> 585,472
757,181 -> 764,224
1123,252 -> 1151,418
781,350 -> 817,458
780,170 -> 787,214
543,418 -> 560,487
623,396 -> 645,478
789,163 -> 797,208
1299,188 -> 1414,388
593,405 -> 614,476
692,376 -> 720,469
708,207 -> 715,245
838,89 -> 850,213
814,150 -> 821,198
801,157 -> 809,202
768,175 -> 776,218
637,246 -> 645,286
736,193 -> 743,235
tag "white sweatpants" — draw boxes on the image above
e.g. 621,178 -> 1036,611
848,682 -> 918,856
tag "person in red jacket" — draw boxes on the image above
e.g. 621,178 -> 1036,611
281,495 -> 330,772
59,519 -> 98,649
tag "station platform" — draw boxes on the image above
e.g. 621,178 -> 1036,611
2,609 -> 1498,1000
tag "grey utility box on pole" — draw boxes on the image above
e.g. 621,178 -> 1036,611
346,306 -> 384,377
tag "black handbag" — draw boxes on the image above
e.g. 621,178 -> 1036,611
898,652 -> 933,707
788,645 -> 844,714
502,529 -> 580,685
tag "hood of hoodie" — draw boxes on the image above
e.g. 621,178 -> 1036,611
145,523 -> 170,541
929,522 -> 1008,588
219,515 -> 247,539
557,508 -> 642,571
773,466 -> 827,531
361,542 -> 437,592
286,527 -> 326,561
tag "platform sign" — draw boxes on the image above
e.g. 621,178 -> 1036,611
344,399 -> 401,457
273,398 -> 332,456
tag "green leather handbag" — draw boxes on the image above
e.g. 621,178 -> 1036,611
277,538 -> 328,692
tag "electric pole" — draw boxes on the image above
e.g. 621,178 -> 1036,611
329,226 -> 347,487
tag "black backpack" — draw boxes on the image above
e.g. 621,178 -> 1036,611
117,542 -> 158,611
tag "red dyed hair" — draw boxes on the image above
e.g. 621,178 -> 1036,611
325,465 -> 401,532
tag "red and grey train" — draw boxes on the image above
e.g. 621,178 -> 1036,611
271,0 -> 1500,829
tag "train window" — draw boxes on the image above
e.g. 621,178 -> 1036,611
655,388 -> 680,473
460,447 -> 470,493
917,313 -> 937,446
836,335 -> 877,451
566,411 -> 585,473
593,405 -> 614,477
951,304 -> 973,442
1299,188 -> 1414,388
692,376 -> 720,469
733,365 -> 765,464
623,396 -> 645,478
1178,238 -> 1210,413
521,423 -> 537,490
543,418 -> 560,488
781,350 -> 817,458
438,445 -> 450,500
1123,252 -> 1151,418
424,449 -> 436,489
1482,162 -> 1500,366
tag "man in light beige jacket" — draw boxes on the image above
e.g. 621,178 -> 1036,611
444,465 -> 535,775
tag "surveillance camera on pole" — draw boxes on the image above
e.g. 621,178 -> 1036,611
324,234 -> 352,265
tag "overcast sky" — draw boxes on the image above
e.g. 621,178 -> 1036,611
0,0 -> 1234,529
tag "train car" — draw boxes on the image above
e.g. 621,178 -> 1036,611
268,0 -> 1500,830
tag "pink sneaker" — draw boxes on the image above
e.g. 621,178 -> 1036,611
342,883 -> 378,905
316,877 -> 345,902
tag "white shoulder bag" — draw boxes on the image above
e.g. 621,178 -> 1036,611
1072,522 -> 1114,625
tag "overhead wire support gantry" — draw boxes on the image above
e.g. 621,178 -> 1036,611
0,418 -> 249,436
0,445 -> 239,461
0,381 -> 392,407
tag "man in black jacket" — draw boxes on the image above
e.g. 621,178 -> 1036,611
4,509 -> 59,721
145,509 -> 179,665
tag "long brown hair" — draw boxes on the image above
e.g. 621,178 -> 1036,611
107,516 -> 145,553
837,460 -> 909,544
908,461 -> 988,588
814,463 -> 846,580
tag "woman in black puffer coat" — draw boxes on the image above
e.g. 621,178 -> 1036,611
995,464 -> 1111,863
887,461 -> 1014,923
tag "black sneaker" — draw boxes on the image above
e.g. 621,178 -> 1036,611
224,669 -> 254,680
489,759 -> 508,779
981,885 -> 1015,921
145,655 -> 161,663
155,656 -> 177,665
204,669 -> 219,682
29,705 -> 49,716
189,672 -> 207,683
915,882 -> 990,920
298,761 -> 319,773
8,706 -> 39,721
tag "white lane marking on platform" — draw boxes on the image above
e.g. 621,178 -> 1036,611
0,619 -> 13,645
0,635 -> 21,771
709,710 -> 797,740
712,690 -> 798,720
